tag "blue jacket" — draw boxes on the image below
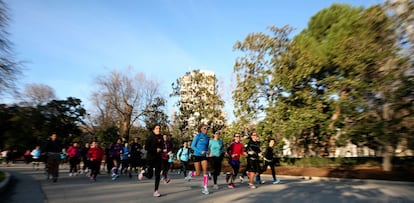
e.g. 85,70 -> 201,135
191,133 -> 209,157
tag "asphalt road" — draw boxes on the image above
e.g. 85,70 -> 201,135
1,163 -> 414,203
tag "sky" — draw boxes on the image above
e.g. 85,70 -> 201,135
3,0 -> 381,121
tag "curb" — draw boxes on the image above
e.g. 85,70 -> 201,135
275,174 -> 414,185
0,171 -> 12,193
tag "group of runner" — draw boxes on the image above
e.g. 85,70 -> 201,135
34,124 -> 281,197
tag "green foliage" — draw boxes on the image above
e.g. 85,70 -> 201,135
0,97 -> 86,151
170,70 -> 226,138
142,97 -> 169,131
293,157 -> 336,167
287,157 -> 383,168
232,2 -> 413,171
94,126 -> 119,146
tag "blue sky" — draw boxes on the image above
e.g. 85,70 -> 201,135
4,0 -> 381,121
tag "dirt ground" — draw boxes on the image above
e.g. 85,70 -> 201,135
254,166 -> 414,182
172,162 -> 414,182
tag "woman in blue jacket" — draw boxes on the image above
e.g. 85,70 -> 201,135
189,124 -> 210,195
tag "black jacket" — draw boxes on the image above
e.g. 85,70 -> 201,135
145,132 -> 163,161
44,139 -> 62,153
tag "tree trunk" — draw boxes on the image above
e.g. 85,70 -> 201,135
382,145 -> 394,172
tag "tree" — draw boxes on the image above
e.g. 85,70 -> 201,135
41,97 -> 86,145
171,70 -> 226,137
385,0 -> 414,62
90,67 -> 163,141
142,97 -> 169,131
23,83 -> 56,105
277,4 -> 411,170
0,104 -> 40,152
232,25 -> 295,139
0,0 -> 22,96
232,3 -> 413,170
0,97 -> 85,152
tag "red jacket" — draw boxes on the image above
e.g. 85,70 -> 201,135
67,146 -> 79,158
87,146 -> 105,161
227,141 -> 245,161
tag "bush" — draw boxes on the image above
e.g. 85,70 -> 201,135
279,156 -> 413,168
293,157 -> 336,167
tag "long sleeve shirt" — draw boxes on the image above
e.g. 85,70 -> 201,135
191,133 -> 209,157
263,146 -> 275,162
44,140 -> 61,154
227,141 -> 245,161
87,147 -> 105,161
209,139 -> 224,157
246,139 -> 261,160
145,132 -> 163,161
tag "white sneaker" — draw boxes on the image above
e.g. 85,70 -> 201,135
153,190 -> 161,197
69,173 -> 73,176
202,188 -> 209,195
213,184 -> 219,189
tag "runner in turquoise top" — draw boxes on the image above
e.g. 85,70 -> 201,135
208,130 -> 225,189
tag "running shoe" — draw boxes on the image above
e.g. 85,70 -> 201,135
239,175 -> 244,183
138,170 -> 145,180
185,176 -> 191,182
153,190 -> 161,197
273,179 -> 281,184
248,184 -> 256,189
202,188 -> 209,195
90,176 -> 96,181
164,177 -> 171,184
213,184 -> 219,189
228,183 -> 235,189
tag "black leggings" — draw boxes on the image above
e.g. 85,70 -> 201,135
69,157 -> 80,173
262,161 -> 277,180
161,159 -> 170,179
179,160 -> 188,177
90,160 -> 101,178
145,159 -> 162,191
211,156 -> 223,184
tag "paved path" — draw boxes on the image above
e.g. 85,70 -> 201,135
2,163 -> 414,203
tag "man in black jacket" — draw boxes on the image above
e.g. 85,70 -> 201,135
44,133 -> 62,182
